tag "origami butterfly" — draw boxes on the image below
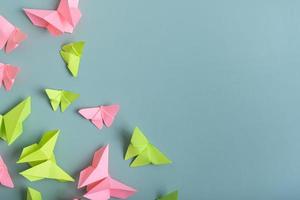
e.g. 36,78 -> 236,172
78,104 -> 120,129
125,127 -> 172,167
157,191 -> 178,200
45,89 -> 79,112
23,0 -> 82,36
27,187 -> 42,200
0,63 -> 20,91
0,15 -> 27,53
78,145 -> 136,200
17,130 -> 74,182
0,156 -> 14,188
0,97 -> 31,145
60,41 -> 85,77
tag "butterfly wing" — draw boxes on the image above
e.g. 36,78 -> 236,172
147,144 -> 172,166
2,97 -> 31,145
2,64 -> 20,91
60,50 -> 80,77
125,127 -> 149,160
0,16 -> 15,50
0,156 -> 14,188
5,28 -> 27,53
60,90 -> 79,112
20,159 -> 74,182
78,107 -> 103,129
57,0 -> 82,29
101,104 -> 120,128
45,89 -> 62,111
109,177 -> 136,199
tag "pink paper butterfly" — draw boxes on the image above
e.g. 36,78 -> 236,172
23,0 -> 82,36
78,104 -> 120,129
0,63 -> 20,91
0,16 -> 27,53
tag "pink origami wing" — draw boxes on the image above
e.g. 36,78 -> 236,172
0,64 -> 20,91
78,145 -> 109,188
79,107 -> 104,129
0,16 -> 26,53
0,156 -> 14,188
84,177 -> 136,200
23,9 -> 65,36
57,0 -> 82,32
6,28 -> 27,53
101,105 -> 120,127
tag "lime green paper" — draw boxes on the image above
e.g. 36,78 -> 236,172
17,130 -> 74,182
125,127 -> 172,167
157,191 -> 178,200
27,187 -> 42,200
45,89 -> 79,112
60,41 -> 85,77
0,97 -> 31,145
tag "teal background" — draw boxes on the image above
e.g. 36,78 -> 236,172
1,0 -> 300,199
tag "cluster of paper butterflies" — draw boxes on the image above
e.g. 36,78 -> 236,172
0,0 -> 179,199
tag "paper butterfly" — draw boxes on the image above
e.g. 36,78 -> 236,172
0,97 -> 31,145
78,104 -> 120,129
17,130 -> 74,182
0,15 -> 27,53
45,89 -> 79,112
0,156 -> 14,188
125,127 -> 172,167
24,0 -> 82,36
0,63 -> 20,91
78,145 -> 136,200
60,41 -> 85,77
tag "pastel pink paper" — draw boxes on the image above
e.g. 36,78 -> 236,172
84,177 -> 136,200
0,16 -> 26,53
0,63 -> 20,91
78,105 -> 120,129
23,0 -> 82,36
78,145 -> 109,188
78,145 -> 136,200
0,156 -> 14,188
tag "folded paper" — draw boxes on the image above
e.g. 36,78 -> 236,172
23,0 -> 82,36
17,130 -> 74,182
0,97 -> 31,145
45,89 -> 79,112
78,104 -> 119,129
60,41 -> 85,77
27,187 -> 42,200
125,127 -> 172,167
0,156 -> 14,188
0,63 -> 20,91
0,15 -> 27,53
157,191 -> 178,200
78,145 -> 136,200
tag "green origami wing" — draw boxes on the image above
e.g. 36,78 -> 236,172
60,41 -> 85,77
27,187 -> 42,200
45,89 -> 62,111
0,115 -> 3,139
0,97 -> 31,145
20,159 -> 74,182
17,130 -> 60,163
125,127 -> 149,160
157,191 -> 178,200
60,90 -> 79,112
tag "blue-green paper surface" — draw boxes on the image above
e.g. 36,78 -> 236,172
1,0 -> 300,199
